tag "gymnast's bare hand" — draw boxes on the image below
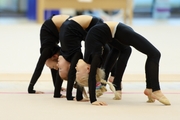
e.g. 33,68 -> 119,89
92,101 -> 107,106
35,91 -> 44,94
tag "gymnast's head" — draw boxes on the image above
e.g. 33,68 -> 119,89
75,59 -> 105,86
75,59 -> 118,99
75,59 -> 90,86
57,55 -> 70,80
45,45 -> 60,70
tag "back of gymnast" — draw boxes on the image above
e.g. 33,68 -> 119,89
76,21 -> 171,106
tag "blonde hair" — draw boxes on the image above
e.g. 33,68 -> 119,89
76,68 -> 118,99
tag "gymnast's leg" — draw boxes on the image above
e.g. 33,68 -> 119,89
114,23 -> 170,105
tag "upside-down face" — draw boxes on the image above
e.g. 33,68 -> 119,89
75,59 -> 90,86
45,54 -> 59,70
57,55 -> 70,80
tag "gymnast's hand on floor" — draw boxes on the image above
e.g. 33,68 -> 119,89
92,101 -> 107,106
35,90 -> 44,94
28,87 -> 43,94
28,84 -> 43,94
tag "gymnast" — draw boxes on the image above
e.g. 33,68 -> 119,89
76,40 -> 131,105
28,14 -> 71,94
75,21 -> 171,106
54,15 -> 104,100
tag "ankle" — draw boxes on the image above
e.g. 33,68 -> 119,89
144,89 -> 152,95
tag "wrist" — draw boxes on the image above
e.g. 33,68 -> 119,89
28,84 -> 35,93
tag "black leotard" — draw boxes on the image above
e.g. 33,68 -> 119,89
59,16 -> 103,62
104,40 -> 131,90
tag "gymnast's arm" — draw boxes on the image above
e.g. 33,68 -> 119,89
88,55 -> 101,103
53,71 -> 64,98
88,55 -> 107,105
75,84 -> 83,101
66,52 -> 83,100
28,48 -> 51,93
50,69 -> 59,87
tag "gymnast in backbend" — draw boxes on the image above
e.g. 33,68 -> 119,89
75,21 -> 170,106
28,14 -> 71,94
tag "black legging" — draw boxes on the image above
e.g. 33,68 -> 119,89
114,23 -> 161,91
101,44 -> 111,67
103,40 -> 132,90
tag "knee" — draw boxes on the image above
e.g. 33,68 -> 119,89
124,46 -> 132,56
127,46 -> 132,54
154,49 -> 161,59
155,50 -> 161,61
150,50 -> 161,63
